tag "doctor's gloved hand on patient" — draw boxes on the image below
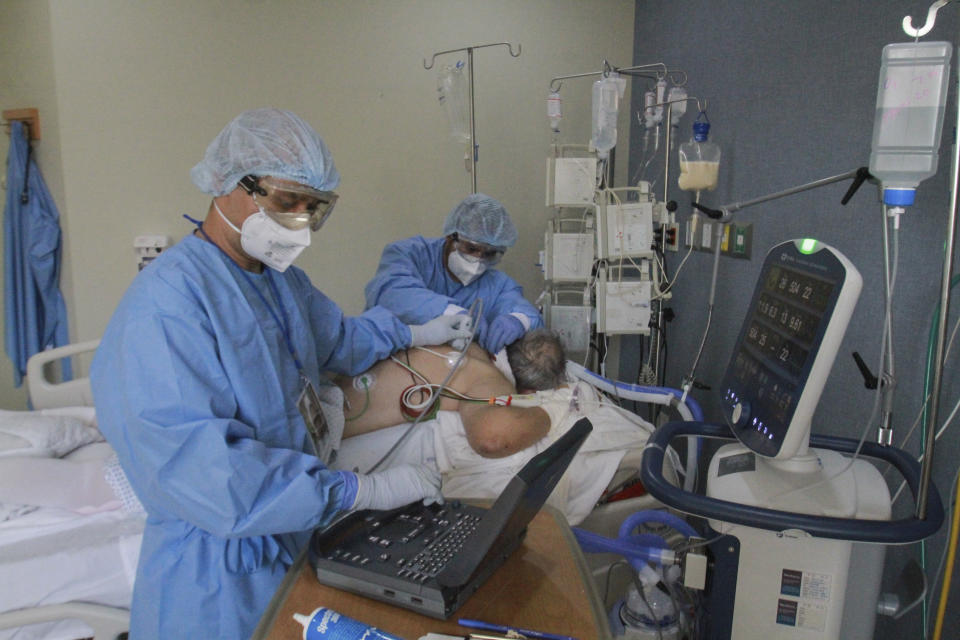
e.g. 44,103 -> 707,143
409,314 -> 473,348
351,464 -> 443,511
481,314 -> 526,353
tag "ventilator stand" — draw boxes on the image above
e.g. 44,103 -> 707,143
424,42 -> 521,194
641,422 -> 944,640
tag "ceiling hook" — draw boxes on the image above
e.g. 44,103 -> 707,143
903,0 -> 953,37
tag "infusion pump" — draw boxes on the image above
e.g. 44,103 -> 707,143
543,176 -> 675,364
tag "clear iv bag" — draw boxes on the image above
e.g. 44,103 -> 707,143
437,60 -> 470,143
591,73 -> 626,159
548,91 -> 562,132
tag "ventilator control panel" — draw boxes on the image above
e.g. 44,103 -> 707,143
720,239 -> 862,459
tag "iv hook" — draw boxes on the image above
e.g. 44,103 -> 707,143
423,41 -> 521,69
903,0 -> 954,37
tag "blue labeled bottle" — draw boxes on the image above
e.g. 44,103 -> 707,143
293,608 -> 403,640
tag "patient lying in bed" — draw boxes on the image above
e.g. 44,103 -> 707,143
333,330 -> 654,524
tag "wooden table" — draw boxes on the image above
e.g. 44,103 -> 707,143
252,506 -> 611,640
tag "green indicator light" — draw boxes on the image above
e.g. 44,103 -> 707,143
799,238 -> 818,254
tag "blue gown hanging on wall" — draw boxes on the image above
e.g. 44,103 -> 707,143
4,120 -> 71,387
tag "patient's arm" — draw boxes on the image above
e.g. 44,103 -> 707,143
457,402 -> 550,458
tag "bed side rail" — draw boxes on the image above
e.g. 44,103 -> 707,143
26,339 -> 101,409
0,602 -> 129,639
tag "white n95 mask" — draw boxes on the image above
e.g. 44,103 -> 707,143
448,249 -> 487,285
215,201 -> 311,272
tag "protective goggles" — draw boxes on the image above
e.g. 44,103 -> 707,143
241,176 -> 338,231
453,235 -> 504,264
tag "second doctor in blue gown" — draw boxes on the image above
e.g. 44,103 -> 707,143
90,109 -> 471,639
364,194 -> 543,355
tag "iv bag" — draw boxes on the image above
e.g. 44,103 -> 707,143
678,114 -> 721,191
548,91 -> 562,132
591,73 -> 627,159
437,60 -> 470,143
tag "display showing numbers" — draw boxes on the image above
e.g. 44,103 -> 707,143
733,262 -> 836,433
766,266 -> 834,312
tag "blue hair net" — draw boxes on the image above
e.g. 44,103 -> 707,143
190,108 -> 340,196
441,193 -> 517,249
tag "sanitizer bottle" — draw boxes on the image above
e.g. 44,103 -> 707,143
869,41 -> 952,206
293,608 -> 403,640
677,113 -> 721,191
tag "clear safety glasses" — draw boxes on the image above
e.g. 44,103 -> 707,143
248,176 -> 338,231
454,236 -> 504,265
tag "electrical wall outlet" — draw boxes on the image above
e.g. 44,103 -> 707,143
664,222 -> 679,251
684,221 -> 753,260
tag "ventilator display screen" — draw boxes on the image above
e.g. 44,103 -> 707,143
720,241 -> 855,458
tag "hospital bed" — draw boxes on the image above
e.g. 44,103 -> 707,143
0,340 -> 139,640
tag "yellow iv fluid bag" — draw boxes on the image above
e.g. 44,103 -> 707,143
678,116 -> 720,191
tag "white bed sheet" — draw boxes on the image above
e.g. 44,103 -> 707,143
0,506 -> 143,640
0,408 -> 143,640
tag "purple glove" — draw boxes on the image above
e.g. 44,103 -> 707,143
482,314 -> 525,353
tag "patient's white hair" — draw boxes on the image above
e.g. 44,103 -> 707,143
506,329 -> 567,391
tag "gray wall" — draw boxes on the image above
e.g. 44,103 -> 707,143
629,1 -> 960,637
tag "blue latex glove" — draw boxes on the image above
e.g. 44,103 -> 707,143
409,315 -> 473,347
352,464 -> 443,510
483,314 -> 526,353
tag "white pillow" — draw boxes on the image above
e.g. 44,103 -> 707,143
0,409 -> 102,459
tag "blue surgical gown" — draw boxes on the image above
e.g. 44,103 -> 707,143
364,235 -> 543,330
90,233 -> 411,639
3,121 -> 71,387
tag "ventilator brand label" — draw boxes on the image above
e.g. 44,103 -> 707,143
716,452 -> 755,477
775,569 -> 831,632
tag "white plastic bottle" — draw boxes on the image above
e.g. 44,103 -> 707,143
293,608 -> 402,640
677,113 -> 720,191
437,60 -> 470,143
869,41 -> 952,206
591,72 -> 627,159
547,90 -> 562,133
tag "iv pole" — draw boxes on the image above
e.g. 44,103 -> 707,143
902,0 -> 959,520
424,42 -> 521,194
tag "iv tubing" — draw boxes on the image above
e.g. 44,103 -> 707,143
683,204 -> 722,397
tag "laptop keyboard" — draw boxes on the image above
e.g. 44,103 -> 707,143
403,510 -> 482,581
319,501 -> 484,585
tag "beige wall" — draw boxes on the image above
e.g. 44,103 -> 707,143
0,0 -> 635,409
0,0 -> 63,409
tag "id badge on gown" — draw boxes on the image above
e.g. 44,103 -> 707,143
297,376 -> 334,465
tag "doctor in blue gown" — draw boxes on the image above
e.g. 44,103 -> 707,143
90,109 -> 470,639
364,194 -> 543,355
